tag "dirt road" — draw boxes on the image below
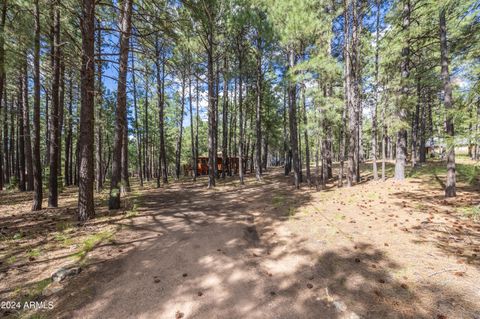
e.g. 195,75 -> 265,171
49,169 -> 480,319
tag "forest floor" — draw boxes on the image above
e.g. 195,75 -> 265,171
1,158 -> 480,319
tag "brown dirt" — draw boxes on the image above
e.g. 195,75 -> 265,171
1,162 -> 480,319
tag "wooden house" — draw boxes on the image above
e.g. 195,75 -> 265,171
184,156 -> 241,176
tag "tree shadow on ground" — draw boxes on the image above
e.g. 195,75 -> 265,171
36,169 -> 479,319
389,160 -> 480,269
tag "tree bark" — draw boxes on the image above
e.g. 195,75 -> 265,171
32,0 -> 43,210
77,0 -> 96,221
155,37 -> 168,186
372,0 -> 380,180
17,77 -> 26,191
207,32 -> 216,188
48,3 -> 61,207
190,71 -> 196,181
302,83 -> 310,186
131,45 -> 143,187
394,0 -> 410,181
3,89 -> 9,186
175,74 -> 185,180
288,48 -> 299,189
0,0 -> 6,191
144,67 -> 150,181
237,52 -> 244,185
222,55 -> 228,179
22,65 -> 33,191
440,8 -> 456,197
95,21 -> 103,191
109,0 -> 132,208
65,74 -> 73,186
255,37 -> 262,181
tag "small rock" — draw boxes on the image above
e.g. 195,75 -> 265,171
307,283 -> 313,289
175,311 -> 184,319
333,300 -> 347,312
182,273 -> 188,277
197,291 -> 203,296
51,267 -> 82,282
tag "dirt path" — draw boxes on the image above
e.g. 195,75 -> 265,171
43,167 -> 480,319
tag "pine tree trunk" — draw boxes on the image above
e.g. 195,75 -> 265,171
131,46 -> 142,187
338,91 -> 346,187
0,0 -> 6,191
412,75 -> 421,168
144,70 -> 150,181
155,38 -> 168,186
22,65 -> 33,191
302,83 -> 310,186
58,61 -> 65,185
77,0 -> 96,221
255,39 -> 262,181
32,0 -> 43,210
190,72 -> 196,181
207,31 -> 216,188
372,0 -> 380,180
344,0 -> 354,187
195,77 -> 199,177
222,56 -> 228,179
195,78 -> 200,176
17,78 -> 26,192
381,83 -> 387,181
419,96 -> 426,163
109,0 -> 132,208
238,54 -> 244,185
3,90 -> 9,186
288,49 -> 299,189
10,95 -> 14,182
440,8 -> 456,197
394,0 -> 410,181
48,4 -> 60,207
65,74 -> 73,186
214,59 -> 219,179
175,75 -> 185,180
95,23 -> 103,191
283,86 -> 289,176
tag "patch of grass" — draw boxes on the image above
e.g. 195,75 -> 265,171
272,194 -> 286,207
334,213 -> 346,221
460,205 -> 480,221
125,210 -> 138,219
54,233 -> 74,247
407,161 -> 479,186
26,278 -> 51,300
26,248 -> 41,258
456,163 -> 479,185
13,232 -> 24,240
6,255 -> 17,265
56,221 -> 73,232
73,230 -> 114,261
